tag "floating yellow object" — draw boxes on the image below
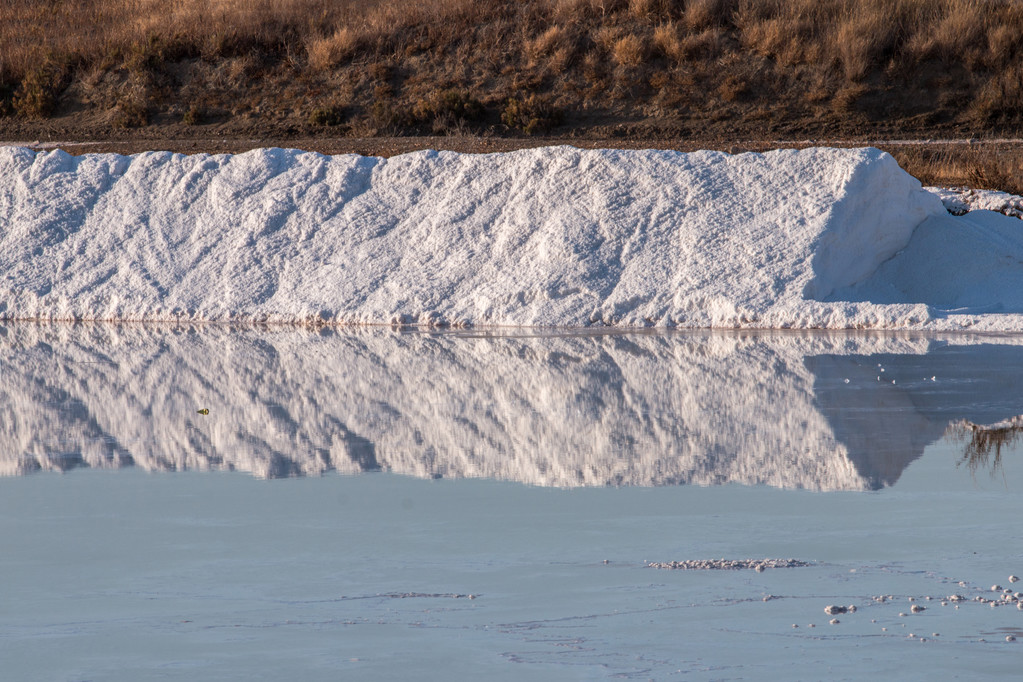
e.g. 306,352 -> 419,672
197,408 -> 209,415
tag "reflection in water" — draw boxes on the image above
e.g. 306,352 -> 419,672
1,324 -> 1021,489
947,416 -> 1023,475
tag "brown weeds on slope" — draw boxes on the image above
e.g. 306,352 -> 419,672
1,0 -> 1022,137
892,143 -> 1023,194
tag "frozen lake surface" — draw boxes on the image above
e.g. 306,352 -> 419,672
2,324 -> 1023,680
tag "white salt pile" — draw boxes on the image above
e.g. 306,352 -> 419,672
927,186 -> 1023,219
2,144 -> 1022,330
828,210 -> 1023,314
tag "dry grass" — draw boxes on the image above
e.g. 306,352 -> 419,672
628,0 -> 658,20
306,27 -> 359,71
2,1 -> 322,74
2,0 -> 1023,140
685,0 -> 736,31
2,0 -> 1018,79
892,143 -> 1023,194
612,34 -> 647,66
652,22 -> 683,61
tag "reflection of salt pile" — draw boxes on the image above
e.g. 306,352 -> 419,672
0,145 -> 947,329
0,324 -> 942,490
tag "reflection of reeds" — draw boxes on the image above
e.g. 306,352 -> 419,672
946,416 -> 1023,474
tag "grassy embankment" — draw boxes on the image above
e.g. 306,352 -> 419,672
2,0 -> 1022,190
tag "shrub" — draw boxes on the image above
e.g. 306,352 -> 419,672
685,0 -> 737,31
628,0 -> 661,20
111,97 -> 148,128
413,89 -> 484,123
13,65 -> 59,118
307,105 -> 346,126
679,27 -> 726,61
183,104 -> 209,125
835,11 -> 900,81
126,34 -> 165,73
613,34 -> 646,67
594,25 -> 624,53
653,22 -> 684,62
307,27 -> 358,71
501,94 -> 563,134
111,74 -> 149,128
552,0 -> 625,21
527,25 -> 568,62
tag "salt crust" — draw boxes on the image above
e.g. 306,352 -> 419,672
1,144 -> 976,330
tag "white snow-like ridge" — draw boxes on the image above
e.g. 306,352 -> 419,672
3,144 -> 1023,330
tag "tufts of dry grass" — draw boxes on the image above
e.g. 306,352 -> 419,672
684,0 -> 736,31
3,0 -> 1023,142
306,27 -> 360,71
652,22 -> 683,61
526,24 -> 576,73
890,143 -> 1023,194
612,34 -> 647,66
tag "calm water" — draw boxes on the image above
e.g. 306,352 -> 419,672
2,324 -> 1023,680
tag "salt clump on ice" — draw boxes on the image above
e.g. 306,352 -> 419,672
2,144 -> 1021,330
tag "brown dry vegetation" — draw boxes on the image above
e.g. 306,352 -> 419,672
2,0 -> 1023,187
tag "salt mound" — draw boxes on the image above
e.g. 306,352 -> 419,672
829,210 -> 1023,315
0,145 -> 943,328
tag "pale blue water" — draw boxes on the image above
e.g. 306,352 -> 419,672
2,325 -> 1023,680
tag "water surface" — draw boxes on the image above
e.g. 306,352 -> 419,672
2,325 -> 1023,680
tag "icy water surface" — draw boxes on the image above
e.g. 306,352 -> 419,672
2,324 -> 1023,680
